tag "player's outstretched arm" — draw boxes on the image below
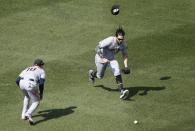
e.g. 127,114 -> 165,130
123,55 -> 128,68
39,78 -> 45,100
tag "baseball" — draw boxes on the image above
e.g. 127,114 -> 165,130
113,8 -> 119,13
133,120 -> 138,124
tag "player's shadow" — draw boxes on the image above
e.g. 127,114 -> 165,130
94,84 -> 119,91
126,86 -> 165,98
94,85 -> 165,99
159,76 -> 171,80
33,106 -> 77,125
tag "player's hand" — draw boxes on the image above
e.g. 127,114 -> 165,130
101,58 -> 110,64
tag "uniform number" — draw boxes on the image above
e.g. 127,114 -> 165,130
26,67 -> 36,72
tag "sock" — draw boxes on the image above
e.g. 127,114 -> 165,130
118,83 -> 124,94
115,75 -> 124,91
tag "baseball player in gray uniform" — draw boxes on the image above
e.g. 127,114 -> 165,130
89,27 -> 130,100
16,59 -> 46,125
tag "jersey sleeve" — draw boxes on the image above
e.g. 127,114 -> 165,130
38,69 -> 46,85
121,43 -> 128,56
40,70 -> 46,79
98,36 -> 113,48
96,36 -> 114,57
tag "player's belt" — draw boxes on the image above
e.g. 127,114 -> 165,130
21,77 -> 36,82
29,78 -> 35,82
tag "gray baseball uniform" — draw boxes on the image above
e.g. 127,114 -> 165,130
18,65 -> 46,119
95,36 -> 128,78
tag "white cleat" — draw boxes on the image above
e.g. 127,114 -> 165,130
120,90 -> 129,100
88,70 -> 95,84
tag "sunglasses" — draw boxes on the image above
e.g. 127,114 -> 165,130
117,38 -> 124,41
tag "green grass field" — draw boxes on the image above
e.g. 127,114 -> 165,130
0,0 -> 195,130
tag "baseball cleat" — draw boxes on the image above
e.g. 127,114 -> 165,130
25,116 -> 34,125
120,90 -> 129,99
21,115 -> 27,120
88,70 -> 95,84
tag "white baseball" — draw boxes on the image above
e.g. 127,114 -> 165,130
133,120 -> 138,124
113,8 -> 119,13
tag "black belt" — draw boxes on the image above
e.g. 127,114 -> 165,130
21,77 -> 35,82
29,79 -> 35,82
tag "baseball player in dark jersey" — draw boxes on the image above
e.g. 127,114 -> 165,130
89,27 -> 130,99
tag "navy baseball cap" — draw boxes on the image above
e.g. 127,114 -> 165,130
33,59 -> 44,66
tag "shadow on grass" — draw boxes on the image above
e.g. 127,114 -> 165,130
33,106 -> 77,125
126,86 -> 165,98
94,84 -> 165,100
159,76 -> 171,80
94,84 -> 119,91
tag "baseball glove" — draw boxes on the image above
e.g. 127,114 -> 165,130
121,67 -> 130,74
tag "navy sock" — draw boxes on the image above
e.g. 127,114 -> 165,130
115,75 -> 124,91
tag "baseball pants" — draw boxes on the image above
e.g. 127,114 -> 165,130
19,79 -> 40,117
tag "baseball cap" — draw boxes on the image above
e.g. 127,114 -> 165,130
33,59 -> 44,66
